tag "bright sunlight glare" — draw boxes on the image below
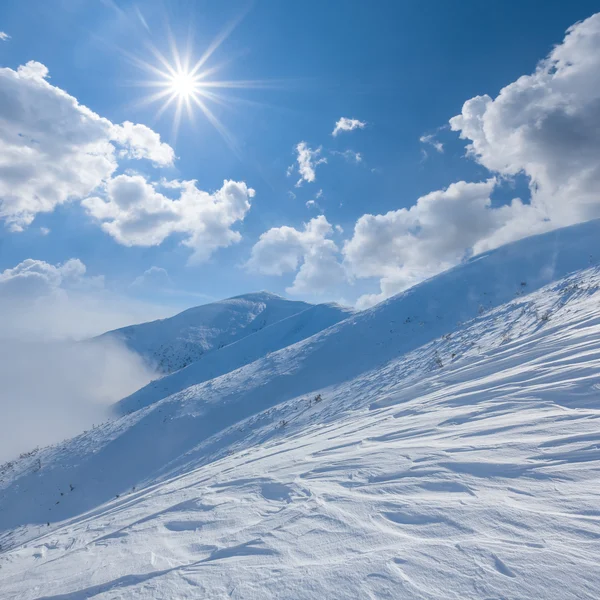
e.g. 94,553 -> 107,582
169,70 -> 199,99
126,13 -> 272,148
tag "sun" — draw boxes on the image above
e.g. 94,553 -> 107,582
168,70 -> 200,99
126,17 -> 269,149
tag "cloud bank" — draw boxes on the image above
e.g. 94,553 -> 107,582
0,258 -> 163,462
0,338 -> 154,462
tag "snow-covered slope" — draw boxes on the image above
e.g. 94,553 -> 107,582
98,291 -> 314,373
2,220 -> 600,599
117,301 -> 355,415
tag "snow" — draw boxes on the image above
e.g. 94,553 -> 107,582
117,301 -> 354,415
98,291 -> 317,374
2,220 -> 600,599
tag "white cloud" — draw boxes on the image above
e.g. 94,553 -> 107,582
293,141 -> 327,186
83,175 -> 254,263
0,258 -> 170,340
305,190 -> 326,212
130,266 -> 171,289
344,180 -> 499,308
247,215 -> 345,295
112,121 -> 175,166
450,12 -> 600,249
0,336 -> 155,462
0,32 -> 10,41
332,117 -> 366,137
419,133 -> 443,153
0,61 -> 174,231
0,258 -> 88,298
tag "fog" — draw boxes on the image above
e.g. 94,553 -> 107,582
0,337 -> 154,462
0,282 -> 167,463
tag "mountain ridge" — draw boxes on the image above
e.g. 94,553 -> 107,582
97,291 -> 317,374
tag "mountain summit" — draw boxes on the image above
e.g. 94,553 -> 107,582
98,292 -> 318,374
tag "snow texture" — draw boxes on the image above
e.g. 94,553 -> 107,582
2,220 -> 600,599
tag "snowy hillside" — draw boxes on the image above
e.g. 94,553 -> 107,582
1,221 -> 600,599
98,292 -> 315,373
117,301 -> 355,415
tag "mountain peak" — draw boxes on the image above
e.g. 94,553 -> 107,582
98,291 -> 314,374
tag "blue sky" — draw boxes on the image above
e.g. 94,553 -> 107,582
1,0 -> 600,334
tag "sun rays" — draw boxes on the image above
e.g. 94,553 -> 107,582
124,12 -> 270,151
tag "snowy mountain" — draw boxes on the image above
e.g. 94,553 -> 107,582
117,301 -> 355,415
97,291 -> 316,373
2,220 -> 600,599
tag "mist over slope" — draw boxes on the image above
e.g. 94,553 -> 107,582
1,221 -> 600,598
98,291 -> 314,374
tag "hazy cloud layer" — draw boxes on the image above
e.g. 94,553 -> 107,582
0,338 -> 154,462
0,257 -> 165,461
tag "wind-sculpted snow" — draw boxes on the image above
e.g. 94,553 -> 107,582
1,221 -> 600,598
98,291 -> 314,373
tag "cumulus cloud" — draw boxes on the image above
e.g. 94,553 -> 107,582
112,121 -> 175,166
450,12 -> 600,249
343,180 -> 499,308
0,32 -> 10,41
247,215 -> 345,295
0,61 -> 173,231
83,176 -> 254,263
0,258 -> 92,298
293,142 -> 327,186
332,117 -> 366,137
344,13 -> 600,308
246,14 -> 600,309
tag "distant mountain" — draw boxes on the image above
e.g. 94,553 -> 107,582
97,291 -> 315,374
116,301 -> 355,415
